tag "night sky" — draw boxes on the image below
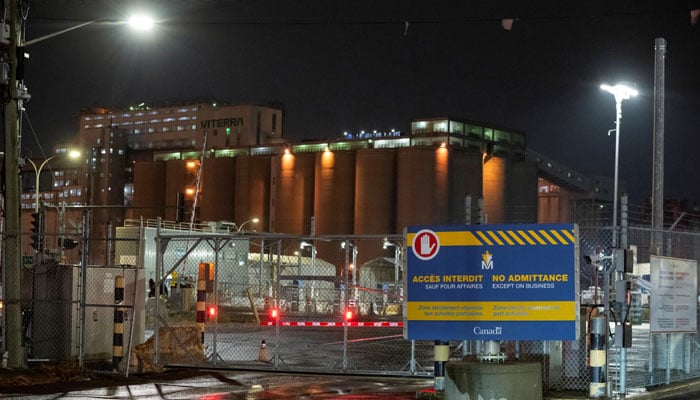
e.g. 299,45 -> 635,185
20,0 -> 700,203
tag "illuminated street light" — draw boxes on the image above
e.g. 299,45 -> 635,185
23,13 -> 157,47
235,217 -> 260,232
128,14 -> 155,31
600,82 -> 638,248
3,8 -> 156,369
25,150 -> 82,212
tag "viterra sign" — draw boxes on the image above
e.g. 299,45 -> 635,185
404,224 -> 580,341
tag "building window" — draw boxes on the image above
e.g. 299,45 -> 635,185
433,120 -> 448,132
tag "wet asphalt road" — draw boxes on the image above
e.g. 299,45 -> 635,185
0,370 -> 432,400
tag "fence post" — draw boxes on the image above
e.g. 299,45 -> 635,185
197,262 -> 208,345
113,275 -> 125,371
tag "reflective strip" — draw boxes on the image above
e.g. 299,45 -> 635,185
589,349 -> 606,367
589,382 -> 607,397
434,344 -> 450,361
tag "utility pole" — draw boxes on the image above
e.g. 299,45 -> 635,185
3,0 -> 26,368
651,38 -> 666,256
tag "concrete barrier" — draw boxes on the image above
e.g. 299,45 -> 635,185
444,361 -> 542,400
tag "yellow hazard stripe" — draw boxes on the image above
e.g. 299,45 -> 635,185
406,301 -> 576,321
517,230 -> 537,245
507,230 -> 526,245
406,231 -> 482,246
406,229 -> 576,246
497,231 -> 515,245
476,231 -> 492,245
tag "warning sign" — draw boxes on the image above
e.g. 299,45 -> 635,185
404,224 -> 580,341
411,229 -> 440,260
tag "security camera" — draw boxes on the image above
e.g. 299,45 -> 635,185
584,254 -> 600,265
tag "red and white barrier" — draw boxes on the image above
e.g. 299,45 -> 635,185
260,321 -> 403,327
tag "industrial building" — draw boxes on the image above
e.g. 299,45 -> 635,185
21,100 -> 612,266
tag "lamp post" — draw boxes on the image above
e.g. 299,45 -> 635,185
25,150 -> 81,212
300,241 -> 317,272
235,217 -> 259,232
600,82 -> 637,397
2,9 -> 155,368
383,239 -> 402,287
600,83 -> 638,248
341,241 -> 358,298
300,241 -> 317,309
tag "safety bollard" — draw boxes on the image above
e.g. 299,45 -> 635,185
434,340 -> 449,391
589,315 -> 607,397
197,263 -> 208,344
258,339 -> 269,362
112,275 -> 125,371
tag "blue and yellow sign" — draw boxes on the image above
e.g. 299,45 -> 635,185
404,224 -> 580,341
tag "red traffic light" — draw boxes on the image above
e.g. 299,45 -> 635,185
345,310 -> 354,321
270,308 -> 280,320
207,305 -> 217,318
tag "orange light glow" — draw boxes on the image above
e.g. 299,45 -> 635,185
321,147 -> 334,168
186,160 -> 199,170
282,151 -> 295,170
185,187 -> 196,197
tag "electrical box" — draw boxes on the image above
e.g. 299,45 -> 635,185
615,248 -> 634,273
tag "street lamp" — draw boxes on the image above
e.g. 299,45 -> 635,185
300,241 -> 317,269
341,240 -> 358,290
25,150 -> 82,212
383,238 -> 402,291
23,14 -> 155,46
300,241 -> 317,307
235,217 -> 259,232
600,82 -> 638,248
2,10 -> 156,369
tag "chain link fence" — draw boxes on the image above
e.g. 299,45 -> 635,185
3,204 -> 699,394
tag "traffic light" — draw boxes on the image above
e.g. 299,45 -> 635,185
207,305 -> 217,320
30,211 -> 45,251
269,308 -> 280,321
345,309 -> 354,322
